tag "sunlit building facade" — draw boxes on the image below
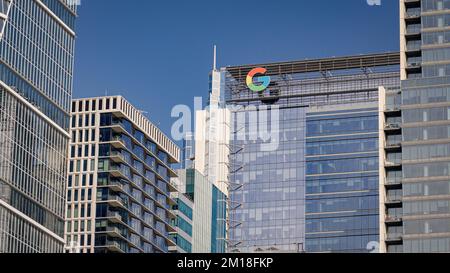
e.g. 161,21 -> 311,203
380,0 -> 450,253
66,96 -> 180,253
0,0 -> 77,253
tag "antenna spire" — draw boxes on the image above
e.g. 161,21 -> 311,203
213,45 -> 217,71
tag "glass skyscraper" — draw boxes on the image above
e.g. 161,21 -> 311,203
224,53 -> 400,253
66,96 -> 180,253
381,0 -> 450,253
0,0 -> 76,253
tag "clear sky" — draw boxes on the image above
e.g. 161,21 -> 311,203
74,0 -> 399,135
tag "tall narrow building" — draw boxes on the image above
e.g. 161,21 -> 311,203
381,0 -> 450,253
0,0 -> 77,253
66,96 -> 180,253
168,181 -> 194,253
191,56 -> 229,252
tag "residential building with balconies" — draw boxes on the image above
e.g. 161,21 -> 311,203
65,96 -> 180,253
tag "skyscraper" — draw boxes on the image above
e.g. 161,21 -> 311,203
66,96 -> 180,253
0,0 -> 77,253
188,59 -> 229,252
223,53 -> 400,253
168,53 -> 229,253
381,0 -> 450,253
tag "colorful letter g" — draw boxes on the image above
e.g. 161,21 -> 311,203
246,67 -> 271,92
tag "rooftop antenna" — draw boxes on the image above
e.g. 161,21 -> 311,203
213,45 -> 217,71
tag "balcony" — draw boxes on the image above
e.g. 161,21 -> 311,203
384,123 -> 401,132
406,41 -> 421,54
385,179 -> 402,188
157,180 -> 169,194
144,185 -> 156,199
385,161 -> 402,169
385,196 -> 403,207
407,61 -> 421,69
109,165 -> 132,180
105,195 -> 127,208
155,236 -> 168,252
156,194 -> 170,210
107,180 -> 125,193
144,200 -> 154,211
404,0 -> 420,7
385,216 -> 403,224
385,106 -> 401,114
405,8 -> 421,21
385,233 -> 403,243
156,207 -> 167,223
406,13 -> 420,19
111,136 -> 126,149
385,142 -> 402,152
109,150 -> 125,163
104,241 -> 126,253
405,25 -> 421,36
144,214 -> 153,227
107,211 -> 123,223
105,226 -> 123,237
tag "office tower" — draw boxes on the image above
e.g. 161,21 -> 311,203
223,53 -> 400,253
0,0 -> 77,253
176,169 -> 227,253
380,0 -> 450,253
181,132 -> 195,169
169,182 -> 193,253
194,66 -> 230,195
188,57 -> 229,252
66,96 -> 180,253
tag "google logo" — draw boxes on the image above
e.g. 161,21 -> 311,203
246,67 -> 271,92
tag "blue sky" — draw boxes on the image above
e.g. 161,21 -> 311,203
74,0 -> 399,135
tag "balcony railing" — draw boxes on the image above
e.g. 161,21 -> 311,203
106,226 -> 122,236
385,123 -> 401,130
104,195 -> 127,207
386,196 -> 403,205
386,233 -> 403,242
386,179 -> 402,186
385,216 -> 402,223
406,9 -> 421,18
406,25 -> 421,35
107,211 -> 122,222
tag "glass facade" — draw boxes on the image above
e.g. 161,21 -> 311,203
170,195 -> 193,253
176,168 -> 227,253
228,107 -> 307,253
224,54 -> 399,253
0,0 -> 76,253
181,132 -> 194,169
305,109 -> 380,253
211,185 -> 226,253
